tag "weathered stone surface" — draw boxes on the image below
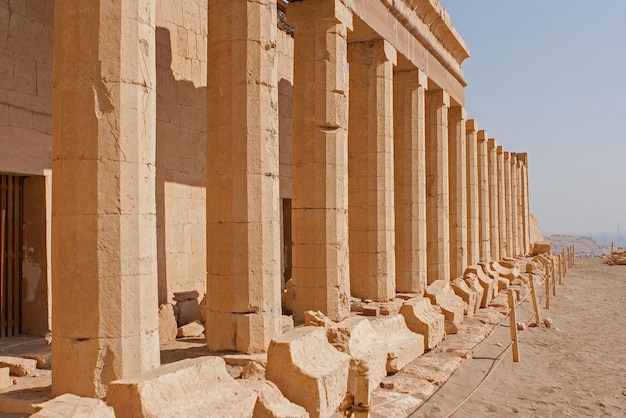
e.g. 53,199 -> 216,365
304,311 -> 335,329
450,278 -> 477,316
399,297 -> 445,351
371,315 -> 425,373
174,298 -> 200,327
241,361 -> 266,381
491,261 -> 521,281
32,394 -> 114,418
240,380 -> 309,418
424,280 -> 466,325
0,356 -> 37,377
532,241 -> 553,255
176,320 -> 205,338
401,355 -> 462,385
281,315 -> 294,334
158,303 -> 178,344
497,277 -> 510,291
107,357 -> 257,418
465,265 -> 495,307
327,317 -> 388,393
266,327 -> 349,418
462,274 -> 484,315
0,367 -> 11,388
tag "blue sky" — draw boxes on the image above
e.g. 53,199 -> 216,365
440,1 -> 626,235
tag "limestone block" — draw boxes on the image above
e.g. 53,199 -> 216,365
107,357 -> 257,418
240,380 -> 309,418
266,327 -> 350,418
490,261 -> 521,281
0,367 -> 11,388
281,315 -> 294,334
0,356 -> 37,376
464,265 -> 495,307
462,274 -> 484,315
158,304 -> 177,344
497,277 -> 510,291
32,394 -> 115,418
399,297 -> 445,351
532,241 -> 552,255
450,278 -> 477,316
370,315 -> 425,373
176,320 -> 204,338
327,317 -> 388,393
173,292 -> 200,326
424,281 -> 466,325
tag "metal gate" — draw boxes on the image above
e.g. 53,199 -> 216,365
0,175 -> 23,337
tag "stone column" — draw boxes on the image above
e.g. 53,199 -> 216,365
51,0 -> 159,398
348,39 -> 397,301
497,146 -> 507,258
465,120 -> 480,266
518,153 -> 531,253
206,0 -> 281,353
477,130 -> 490,262
510,153 -> 519,256
504,152 -> 513,258
487,139 -> 499,260
516,158 -> 525,254
289,0 -> 352,322
448,105 -> 467,278
425,89 -> 450,283
393,68 -> 428,294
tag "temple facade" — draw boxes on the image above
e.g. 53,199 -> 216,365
0,0 -> 532,403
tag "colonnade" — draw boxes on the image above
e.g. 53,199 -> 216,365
50,0 -> 531,398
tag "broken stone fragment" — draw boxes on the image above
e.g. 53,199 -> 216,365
176,320 -> 205,338
425,280 -> 466,325
303,311 -> 335,329
327,317 -> 388,394
0,356 -> 37,377
371,315 -> 425,373
451,278 -> 478,316
266,326 -> 350,418
158,303 -> 178,344
399,297 -> 445,351
32,394 -> 115,418
107,357 -> 257,417
0,367 -> 11,389
240,379 -> 310,418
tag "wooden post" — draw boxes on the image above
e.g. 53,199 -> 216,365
508,289 -> 520,362
528,275 -> 541,325
354,360 -> 371,417
545,263 -> 550,310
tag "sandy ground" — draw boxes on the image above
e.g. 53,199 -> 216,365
414,257 -> 626,417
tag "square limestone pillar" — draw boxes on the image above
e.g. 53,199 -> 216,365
348,39 -> 397,301
477,130 -> 491,262
206,0 -> 282,353
465,120 -> 480,266
516,157 -> 525,255
393,68 -> 428,294
497,146 -> 507,258
288,0 -> 353,322
448,105 -> 467,278
518,153 -> 531,253
504,152 -> 514,258
425,89 -> 451,283
487,139 -> 500,261
510,153 -> 519,256
51,0 -> 160,398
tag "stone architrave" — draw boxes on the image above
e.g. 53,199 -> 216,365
504,152 -> 513,259
465,120 -> 480,267
510,154 -> 519,255
487,139 -> 499,261
448,105 -> 467,278
206,0 -> 281,353
477,130 -> 490,262
289,0 -> 353,322
497,146 -> 507,258
425,89 -> 451,283
393,68 -> 428,294
51,0 -> 160,398
348,39 -> 397,301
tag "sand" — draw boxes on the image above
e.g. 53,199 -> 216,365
414,257 -> 626,417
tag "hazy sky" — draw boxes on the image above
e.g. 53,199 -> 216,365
439,1 -> 626,235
